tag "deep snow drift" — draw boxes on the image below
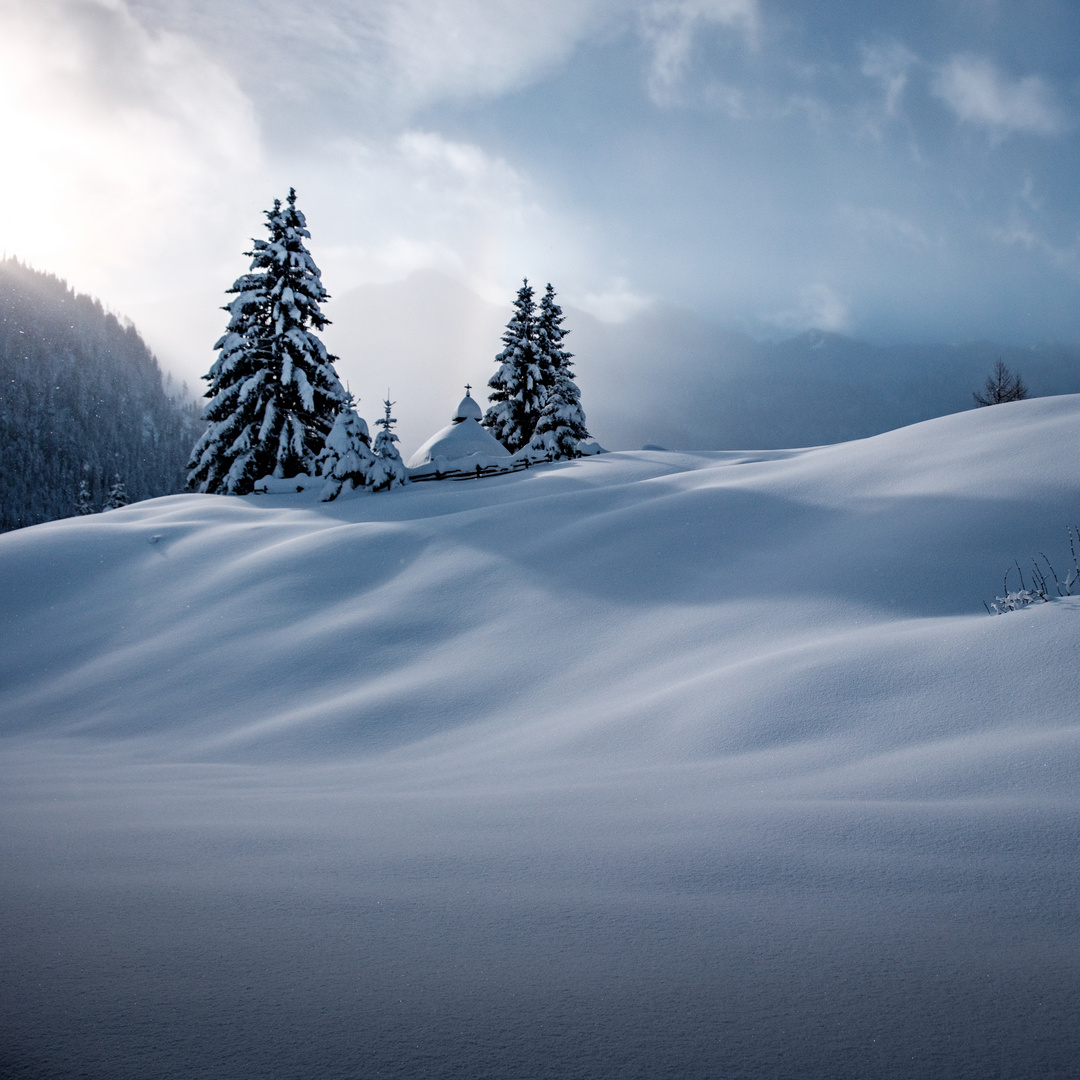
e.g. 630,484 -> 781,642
3,397 -> 1080,1079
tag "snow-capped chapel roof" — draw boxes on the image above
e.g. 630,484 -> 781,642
454,389 -> 483,423
406,386 -> 510,468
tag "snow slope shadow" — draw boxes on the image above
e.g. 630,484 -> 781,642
1,396 -> 1079,764
3,400 -> 1080,1079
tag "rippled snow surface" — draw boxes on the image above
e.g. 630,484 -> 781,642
3,397 -> 1080,1078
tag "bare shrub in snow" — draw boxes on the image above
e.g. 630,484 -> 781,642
986,527 -> 1080,613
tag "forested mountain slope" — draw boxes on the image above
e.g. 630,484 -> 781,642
0,259 -> 200,532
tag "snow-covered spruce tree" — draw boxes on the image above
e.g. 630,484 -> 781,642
483,279 -> 547,453
317,398 -> 377,502
528,283 -> 588,459
369,397 -> 407,491
529,367 -> 590,460
74,476 -> 95,515
104,475 -> 129,509
187,189 -> 347,494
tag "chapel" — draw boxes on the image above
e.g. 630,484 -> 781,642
405,387 -> 511,468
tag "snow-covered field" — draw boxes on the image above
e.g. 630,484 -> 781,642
3,397 -> 1080,1079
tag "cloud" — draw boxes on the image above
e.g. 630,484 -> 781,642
990,216 -> 1080,275
126,0 -> 628,125
576,279 -> 656,322
397,130 -> 523,192
0,1 -> 609,384
378,0 -> 611,105
768,283 -> 851,335
0,0 -> 261,298
294,131 -> 562,299
839,206 -> 937,253
702,79 -> 747,118
860,41 -> 918,117
934,54 -> 1065,137
639,0 -> 758,105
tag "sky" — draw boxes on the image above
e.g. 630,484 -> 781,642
2,0 -> 1080,394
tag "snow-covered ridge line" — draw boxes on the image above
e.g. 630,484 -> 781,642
252,440 -> 606,492
3,394 -> 1079,774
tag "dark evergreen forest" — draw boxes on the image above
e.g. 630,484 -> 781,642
0,258 -> 200,532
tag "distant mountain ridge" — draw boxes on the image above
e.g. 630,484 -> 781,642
0,259 -> 200,532
320,270 -> 1080,454
573,314 -> 1080,450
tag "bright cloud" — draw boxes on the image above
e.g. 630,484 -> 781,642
376,0 -> 611,105
0,0 -> 603,387
639,0 -> 758,104
0,0 -> 261,300
934,54 -> 1065,137
126,0 -> 628,121
295,130 -> 573,300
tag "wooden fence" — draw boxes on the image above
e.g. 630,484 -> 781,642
406,456 -> 549,483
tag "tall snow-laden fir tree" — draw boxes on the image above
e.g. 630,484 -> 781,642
187,189 -> 347,495
370,396 -> 407,491
528,283 -> 588,459
317,398 -> 377,502
534,283 -> 573,383
484,279 -> 547,453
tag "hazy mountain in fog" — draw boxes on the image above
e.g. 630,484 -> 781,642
322,270 -> 1080,455
320,270 -> 507,458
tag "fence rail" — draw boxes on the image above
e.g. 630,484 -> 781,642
406,457 -> 546,483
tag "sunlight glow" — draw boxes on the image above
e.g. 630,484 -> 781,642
0,0 -> 261,300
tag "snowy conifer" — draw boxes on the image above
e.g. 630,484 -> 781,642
484,279 -> 546,453
535,283 -> 573,382
188,189 -> 347,495
75,476 -> 94,515
369,397 -> 407,492
528,283 -> 588,459
317,399 -> 376,501
529,369 -> 590,460
104,475 -> 129,509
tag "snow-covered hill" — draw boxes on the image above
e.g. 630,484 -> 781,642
3,397 -> 1080,1079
